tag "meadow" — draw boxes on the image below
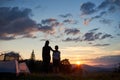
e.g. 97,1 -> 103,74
1,72 -> 120,80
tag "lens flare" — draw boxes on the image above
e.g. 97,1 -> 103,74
76,61 -> 81,65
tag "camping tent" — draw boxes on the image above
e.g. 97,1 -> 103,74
0,60 -> 19,75
0,51 -> 22,61
19,62 -> 30,73
0,52 -> 30,76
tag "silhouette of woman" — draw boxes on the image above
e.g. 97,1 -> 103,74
42,40 -> 53,73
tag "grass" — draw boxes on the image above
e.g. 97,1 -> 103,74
1,72 -> 120,80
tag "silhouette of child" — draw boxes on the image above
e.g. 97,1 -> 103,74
52,45 -> 61,73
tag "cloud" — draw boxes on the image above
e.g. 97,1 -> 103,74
97,0 -> 120,13
63,28 -> 113,42
97,0 -> 109,9
41,18 -> 57,25
59,13 -> 72,18
92,43 -> 110,46
108,5 -> 116,12
63,19 -> 77,24
0,36 -> 16,40
89,28 -> 99,32
81,0 -> 120,24
81,0 -> 120,15
101,33 -> 113,39
82,55 -> 120,67
93,32 -> 102,40
41,18 -> 62,27
91,11 -> 106,19
117,34 -> 120,36
114,0 -> 120,6
40,39 -> 51,41
98,0 -> 120,10
99,18 -> 113,24
39,18 -> 62,34
64,28 -> 80,35
62,26 -> 114,43
92,55 -> 120,66
83,18 -> 92,25
82,28 -> 113,41
83,11 -> 107,25
0,7 -> 39,40
38,24 -> 56,35
80,2 -> 96,15
83,32 -> 95,41
62,37 -> 81,42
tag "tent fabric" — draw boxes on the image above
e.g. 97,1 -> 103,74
0,60 -> 18,73
0,52 -> 22,61
15,60 -> 19,75
0,60 -> 30,75
0,52 -> 30,75
19,62 -> 30,73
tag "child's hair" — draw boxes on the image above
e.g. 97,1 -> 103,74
55,45 -> 58,50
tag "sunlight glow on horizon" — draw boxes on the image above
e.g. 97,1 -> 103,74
76,61 -> 81,65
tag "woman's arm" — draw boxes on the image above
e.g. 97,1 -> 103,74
50,46 -> 55,52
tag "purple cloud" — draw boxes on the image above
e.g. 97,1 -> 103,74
59,13 -> 72,18
82,0 -> 120,14
108,5 -> 116,12
97,0 -> 109,9
83,11 -> 107,25
63,19 -> 77,24
38,24 -> 56,35
83,32 -> 95,41
96,0 -> 120,13
101,34 -> 113,39
0,7 -> 39,40
82,28 -> 113,41
93,43 -> 110,46
94,33 -> 102,39
80,2 -> 96,15
81,0 -> 120,25
89,28 -> 99,32
64,28 -> 80,35
63,28 -> 114,42
39,18 -> 62,34
41,18 -> 62,27
114,0 -> 120,6
41,18 -> 57,25
99,18 -> 113,24
62,37 -> 81,42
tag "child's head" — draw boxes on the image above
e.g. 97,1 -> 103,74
55,45 -> 59,50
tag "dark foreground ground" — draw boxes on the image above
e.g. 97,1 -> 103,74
1,72 -> 120,80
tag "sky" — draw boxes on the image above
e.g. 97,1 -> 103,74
0,0 -> 120,66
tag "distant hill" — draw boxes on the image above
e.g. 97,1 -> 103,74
72,64 -> 114,72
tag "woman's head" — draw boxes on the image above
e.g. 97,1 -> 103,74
45,40 -> 49,46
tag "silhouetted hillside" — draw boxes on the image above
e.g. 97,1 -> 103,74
72,64 -> 114,72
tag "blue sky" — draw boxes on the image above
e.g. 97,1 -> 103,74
0,0 -> 120,66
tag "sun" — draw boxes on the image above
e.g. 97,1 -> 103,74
76,61 -> 81,65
